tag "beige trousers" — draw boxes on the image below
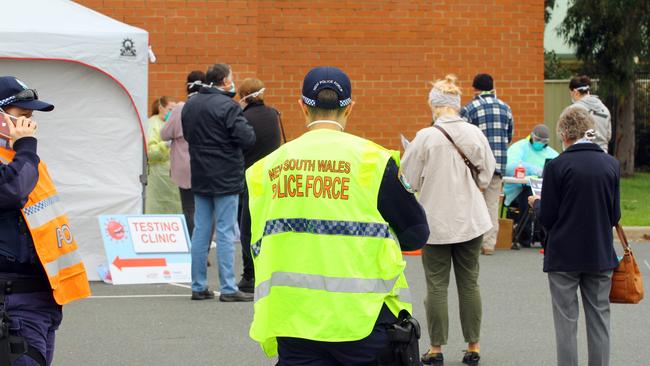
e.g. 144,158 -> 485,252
481,174 -> 502,250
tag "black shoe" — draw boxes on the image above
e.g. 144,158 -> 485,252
238,277 -> 255,293
219,290 -> 254,302
421,351 -> 443,365
191,288 -> 215,300
462,351 -> 480,366
511,242 -> 521,250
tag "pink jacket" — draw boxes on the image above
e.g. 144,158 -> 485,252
160,102 -> 191,189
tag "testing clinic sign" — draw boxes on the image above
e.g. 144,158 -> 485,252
98,215 -> 191,285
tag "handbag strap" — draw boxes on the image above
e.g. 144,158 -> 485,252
433,124 -> 481,176
615,223 -> 631,253
271,107 -> 287,143
277,110 -> 287,143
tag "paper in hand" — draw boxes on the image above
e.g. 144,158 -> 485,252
529,177 -> 543,197
400,134 -> 410,150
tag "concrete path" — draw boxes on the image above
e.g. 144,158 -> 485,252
55,243 -> 650,365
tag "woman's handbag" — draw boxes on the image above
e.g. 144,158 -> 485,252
609,224 -> 644,304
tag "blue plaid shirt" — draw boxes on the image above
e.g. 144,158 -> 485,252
460,93 -> 513,175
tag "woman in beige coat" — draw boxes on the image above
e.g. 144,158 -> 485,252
401,75 -> 495,366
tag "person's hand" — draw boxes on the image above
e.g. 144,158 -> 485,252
527,195 -> 540,207
7,114 -> 37,142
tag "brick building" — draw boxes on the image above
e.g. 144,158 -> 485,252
78,0 -> 544,149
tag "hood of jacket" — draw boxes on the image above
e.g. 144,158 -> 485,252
575,95 -> 607,113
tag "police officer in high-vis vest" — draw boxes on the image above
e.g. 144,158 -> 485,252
242,67 -> 430,365
0,76 -> 91,366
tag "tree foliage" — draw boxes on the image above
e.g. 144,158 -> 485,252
558,0 -> 649,98
545,0 -> 556,24
559,0 -> 650,175
544,50 -> 572,79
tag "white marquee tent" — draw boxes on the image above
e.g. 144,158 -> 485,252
0,0 -> 149,280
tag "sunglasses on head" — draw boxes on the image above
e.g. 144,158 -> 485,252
0,89 -> 39,107
13,89 -> 39,101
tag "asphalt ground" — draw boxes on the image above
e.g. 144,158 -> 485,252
55,242 -> 650,366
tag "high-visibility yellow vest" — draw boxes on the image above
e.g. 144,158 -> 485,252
246,129 -> 411,357
0,147 -> 91,305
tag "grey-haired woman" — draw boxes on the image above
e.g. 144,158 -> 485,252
529,107 -> 620,366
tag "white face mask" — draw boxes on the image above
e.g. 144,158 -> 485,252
239,88 -> 266,107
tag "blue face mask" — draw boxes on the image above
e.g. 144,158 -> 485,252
164,110 -> 172,121
532,141 -> 546,151
228,81 -> 236,94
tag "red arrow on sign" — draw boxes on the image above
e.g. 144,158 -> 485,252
112,256 -> 167,271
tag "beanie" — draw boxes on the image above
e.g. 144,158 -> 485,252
472,74 -> 494,92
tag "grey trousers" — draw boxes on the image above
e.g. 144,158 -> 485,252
548,271 -> 613,366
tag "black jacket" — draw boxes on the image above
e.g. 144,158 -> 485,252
181,87 -> 256,196
242,101 -> 282,169
534,142 -> 620,272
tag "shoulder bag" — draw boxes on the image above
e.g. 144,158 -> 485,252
433,124 -> 481,187
609,224 -> 644,304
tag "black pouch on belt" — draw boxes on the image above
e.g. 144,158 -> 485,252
386,310 -> 421,366
0,281 -> 47,366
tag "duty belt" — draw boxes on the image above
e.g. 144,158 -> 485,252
0,279 -> 49,366
0,280 -> 51,296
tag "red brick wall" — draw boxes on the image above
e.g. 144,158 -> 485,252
78,0 -> 544,149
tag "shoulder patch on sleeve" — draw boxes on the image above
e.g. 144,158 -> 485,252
399,172 -> 416,194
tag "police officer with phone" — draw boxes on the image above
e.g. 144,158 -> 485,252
0,76 -> 91,366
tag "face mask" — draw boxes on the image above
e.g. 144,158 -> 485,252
532,141 -> 545,151
239,88 -> 266,108
164,110 -> 172,121
217,81 -> 236,98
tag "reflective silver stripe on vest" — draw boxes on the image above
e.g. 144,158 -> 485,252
44,250 -> 83,278
255,271 -> 399,302
22,196 -> 63,228
252,218 -> 395,257
394,287 -> 412,303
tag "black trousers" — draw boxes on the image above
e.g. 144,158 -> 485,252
238,188 -> 254,281
276,306 -> 397,366
179,188 -> 195,237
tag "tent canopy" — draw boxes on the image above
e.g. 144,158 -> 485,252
0,0 -> 149,281
0,0 -> 148,123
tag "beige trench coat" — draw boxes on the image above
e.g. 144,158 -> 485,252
401,115 -> 496,245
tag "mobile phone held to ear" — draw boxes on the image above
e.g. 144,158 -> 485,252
0,111 -> 17,141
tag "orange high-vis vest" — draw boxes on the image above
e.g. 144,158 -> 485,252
0,147 -> 91,305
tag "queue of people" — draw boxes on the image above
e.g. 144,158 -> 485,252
0,62 -> 622,365
139,66 -> 619,366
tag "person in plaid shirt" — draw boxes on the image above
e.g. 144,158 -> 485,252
460,73 -> 513,255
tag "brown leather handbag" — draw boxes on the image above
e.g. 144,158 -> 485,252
609,224 -> 644,304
